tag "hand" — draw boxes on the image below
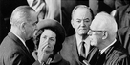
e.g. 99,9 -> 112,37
83,60 -> 90,65
32,51 -> 38,60
37,43 -> 53,63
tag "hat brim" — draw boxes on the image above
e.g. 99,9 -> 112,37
36,19 -> 66,44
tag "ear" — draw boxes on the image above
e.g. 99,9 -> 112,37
71,19 -> 75,28
102,31 -> 108,40
20,22 -> 26,33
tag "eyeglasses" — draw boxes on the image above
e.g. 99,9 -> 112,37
88,29 -> 106,36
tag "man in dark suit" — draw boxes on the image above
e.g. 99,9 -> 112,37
60,5 -> 94,65
0,6 -> 38,65
88,12 -> 129,65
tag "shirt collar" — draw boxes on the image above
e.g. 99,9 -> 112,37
75,34 -> 90,47
100,39 -> 117,54
75,34 -> 82,47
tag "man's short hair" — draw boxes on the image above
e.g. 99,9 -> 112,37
92,11 -> 118,33
10,6 -> 34,27
71,5 -> 94,20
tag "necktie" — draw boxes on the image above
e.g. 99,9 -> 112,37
80,41 -> 86,57
79,41 -> 86,62
97,51 -> 101,60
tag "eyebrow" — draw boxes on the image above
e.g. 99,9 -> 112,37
42,35 -> 55,38
84,18 -> 89,20
76,18 -> 81,20
50,37 -> 55,39
76,18 -> 89,20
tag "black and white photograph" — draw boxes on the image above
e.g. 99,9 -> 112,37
0,0 -> 130,65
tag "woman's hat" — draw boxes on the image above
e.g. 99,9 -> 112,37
36,19 -> 66,53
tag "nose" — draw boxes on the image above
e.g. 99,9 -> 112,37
80,20 -> 85,27
46,38 -> 51,45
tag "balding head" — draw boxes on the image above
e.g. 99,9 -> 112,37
72,5 -> 93,20
88,12 -> 118,49
10,6 -> 38,40
90,12 -> 118,34
10,6 -> 37,27
71,5 -> 94,36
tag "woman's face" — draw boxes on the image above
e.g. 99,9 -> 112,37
38,29 -> 56,53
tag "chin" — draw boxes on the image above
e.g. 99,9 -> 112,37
79,32 -> 88,35
90,41 -> 97,46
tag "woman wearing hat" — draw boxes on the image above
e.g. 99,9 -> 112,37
32,19 -> 70,65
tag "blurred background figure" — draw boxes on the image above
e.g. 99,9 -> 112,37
115,0 -> 130,55
27,0 -> 61,22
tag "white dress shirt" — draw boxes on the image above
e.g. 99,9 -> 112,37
75,34 -> 91,57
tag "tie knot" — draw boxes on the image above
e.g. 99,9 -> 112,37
81,41 -> 85,45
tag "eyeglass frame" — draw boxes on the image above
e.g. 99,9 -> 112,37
88,29 -> 106,36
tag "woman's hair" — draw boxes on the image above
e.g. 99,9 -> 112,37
33,27 -> 62,54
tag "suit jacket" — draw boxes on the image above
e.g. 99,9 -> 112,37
0,32 -> 35,65
60,35 -> 94,65
88,40 -> 130,65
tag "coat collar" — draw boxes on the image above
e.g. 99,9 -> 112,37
8,32 -> 34,61
51,54 -> 62,63
103,40 -> 122,54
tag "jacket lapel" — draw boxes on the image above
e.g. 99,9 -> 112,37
8,32 -> 34,61
70,35 -> 81,64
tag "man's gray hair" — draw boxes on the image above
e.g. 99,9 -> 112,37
10,6 -> 34,27
71,5 -> 93,20
92,11 -> 118,33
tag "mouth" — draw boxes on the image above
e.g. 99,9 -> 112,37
45,50 -> 53,54
80,28 -> 87,30
45,47 -> 53,54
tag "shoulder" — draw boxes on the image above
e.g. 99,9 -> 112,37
105,48 -> 129,65
0,35 -> 19,52
61,35 -> 75,52
0,34 -> 24,57
63,35 -> 75,45
107,46 -> 129,62
52,54 -> 70,65
114,47 -> 128,58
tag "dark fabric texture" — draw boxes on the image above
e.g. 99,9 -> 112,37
88,40 -> 130,65
0,32 -> 35,65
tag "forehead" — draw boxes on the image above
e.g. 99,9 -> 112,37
41,29 -> 56,37
90,19 -> 103,30
29,10 -> 38,23
73,8 -> 92,20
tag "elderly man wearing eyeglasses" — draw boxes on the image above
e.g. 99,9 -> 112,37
87,11 -> 130,65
